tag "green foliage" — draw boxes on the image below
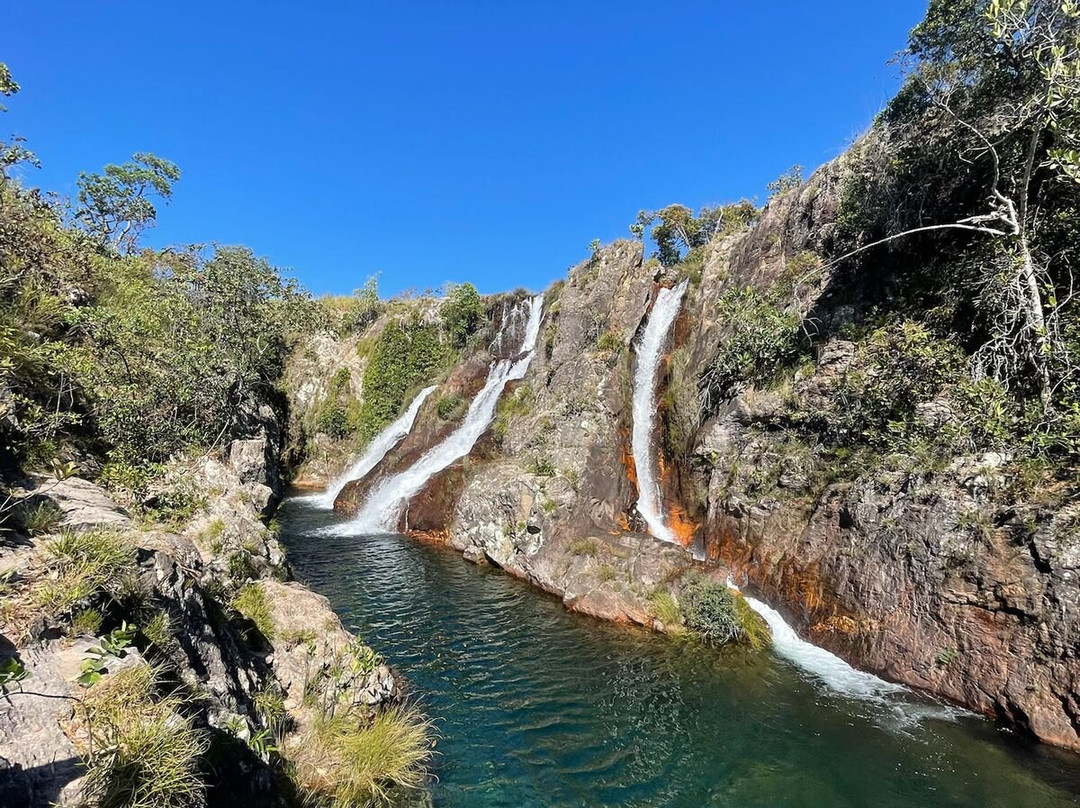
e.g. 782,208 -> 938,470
821,321 -> 963,448
77,621 -> 137,687
344,275 -> 384,334
596,330 -> 622,353
75,153 -> 180,253
699,286 -> 806,414
316,367 -> 361,438
70,607 -> 104,637
440,282 -> 484,348
358,319 -> 445,441
293,706 -> 433,807
567,538 -> 598,557
766,164 -> 803,199
527,454 -> 556,477
639,202 -> 759,266
679,574 -> 771,648
81,664 -> 208,808
142,610 -> 172,650
647,590 -> 682,627
0,657 -> 28,694
22,499 -> 61,535
33,531 -> 137,620
936,646 -> 959,667
232,583 -> 274,641
436,394 -> 464,420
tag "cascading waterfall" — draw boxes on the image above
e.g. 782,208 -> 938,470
631,280 -> 688,542
735,585 -> 904,700
338,294 -> 545,533
304,385 -> 437,509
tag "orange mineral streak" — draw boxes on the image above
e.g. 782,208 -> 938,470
404,528 -> 451,546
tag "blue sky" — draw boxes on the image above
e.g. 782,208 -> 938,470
6,1 -> 927,297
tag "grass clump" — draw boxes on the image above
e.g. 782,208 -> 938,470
680,574 -> 771,649
647,590 -> 681,627
435,394 -> 465,420
33,530 -> 137,619
22,499 -> 62,535
79,664 -> 208,808
232,582 -> 274,641
527,455 -> 556,477
567,538 -> 598,558
70,607 -> 104,637
292,706 -> 433,807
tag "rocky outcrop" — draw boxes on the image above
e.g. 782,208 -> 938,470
0,458 -> 401,806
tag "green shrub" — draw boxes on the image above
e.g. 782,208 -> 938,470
680,574 -> 771,648
358,319 -> 445,441
80,664 -> 208,808
821,320 -> 962,449
22,499 -> 61,535
699,286 -> 806,415
292,706 -> 433,807
436,394 -> 464,420
527,455 -> 556,477
596,330 -> 622,353
70,607 -> 104,637
567,538 -> 599,557
440,282 -> 484,348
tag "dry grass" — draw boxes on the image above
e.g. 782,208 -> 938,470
291,706 -> 433,807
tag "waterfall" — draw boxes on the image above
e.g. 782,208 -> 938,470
738,591 -> 905,700
631,280 -> 688,542
338,294 -> 545,533
304,386 -> 437,509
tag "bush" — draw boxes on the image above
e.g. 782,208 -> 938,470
436,394 -> 464,420
292,706 -> 432,807
679,574 -> 770,648
80,664 -> 208,808
358,319 -> 445,441
699,286 -> 806,415
440,282 -> 484,348
821,320 -> 962,449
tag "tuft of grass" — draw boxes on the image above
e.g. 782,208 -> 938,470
80,664 -> 208,808
647,590 -> 682,627
733,595 -> 772,651
23,499 -> 62,535
70,607 -> 104,637
596,564 -> 618,583
292,706 -> 433,807
142,610 -> 173,649
435,394 -> 464,420
232,583 -> 274,641
596,330 -> 623,353
33,530 -> 137,619
567,538 -> 598,558
540,498 -> 557,515
527,455 -> 556,477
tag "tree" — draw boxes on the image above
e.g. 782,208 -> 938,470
440,282 -> 484,348
848,0 -> 1080,400
766,165 -> 803,199
0,62 -> 37,177
75,153 -> 180,252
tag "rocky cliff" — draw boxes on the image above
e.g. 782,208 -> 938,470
0,420 -> 403,806
289,156 -> 1080,753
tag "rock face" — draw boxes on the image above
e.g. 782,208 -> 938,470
0,462 -> 401,806
294,157 -> 1080,753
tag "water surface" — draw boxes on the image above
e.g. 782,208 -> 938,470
278,498 -> 1080,808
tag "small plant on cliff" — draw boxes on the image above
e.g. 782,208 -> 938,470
440,281 -> 484,348
232,583 -> 274,641
567,538 -> 599,557
527,455 -> 556,477
647,590 -> 682,627
32,530 -> 136,622
436,394 -> 464,420
679,574 -> 770,649
596,330 -> 622,353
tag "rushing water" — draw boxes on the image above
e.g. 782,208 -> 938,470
631,281 -> 688,542
339,295 -> 544,533
302,385 -> 437,509
279,499 -> 1080,808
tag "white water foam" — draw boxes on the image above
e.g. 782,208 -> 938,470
336,295 -> 545,534
301,385 -> 437,510
631,280 -> 688,542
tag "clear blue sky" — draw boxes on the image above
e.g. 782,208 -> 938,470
6,1 -> 927,297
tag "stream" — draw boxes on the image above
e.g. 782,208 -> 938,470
278,497 -> 1080,808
